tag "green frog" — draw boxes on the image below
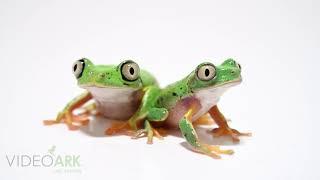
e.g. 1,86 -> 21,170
126,59 -> 251,158
43,58 -> 161,132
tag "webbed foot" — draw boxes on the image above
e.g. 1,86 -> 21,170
194,143 -> 234,159
43,111 -> 90,130
208,105 -> 251,142
210,127 -> 252,142
179,113 -> 233,159
131,121 -> 166,144
105,121 -> 132,135
43,92 -> 93,130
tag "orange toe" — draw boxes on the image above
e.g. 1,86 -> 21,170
43,120 -> 58,125
68,124 -> 80,131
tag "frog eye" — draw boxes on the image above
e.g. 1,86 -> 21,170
73,59 -> 85,78
196,63 -> 216,81
121,61 -> 140,81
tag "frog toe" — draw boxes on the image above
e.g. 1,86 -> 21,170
210,127 -> 251,142
72,114 -> 90,126
67,124 -> 80,131
105,121 -> 131,135
43,120 -> 59,125
195,143 -> 234,159
131,121 -> 164,144
231,128 -> 252,136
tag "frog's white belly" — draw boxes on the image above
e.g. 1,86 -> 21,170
192,87 -> 226,121
192,81 -> 241,121
165,81 -> 241,128
84,86 -> 141,120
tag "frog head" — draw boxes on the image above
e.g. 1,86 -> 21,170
71,58 -> 153,120
72,58 -> 143,89
188,58 -> 242,91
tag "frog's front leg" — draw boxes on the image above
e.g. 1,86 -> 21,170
131,107 -> 168,144
105,106 -> 168,144
179,105 -> 234,159
43,91 -> 93,130
104,97 -> 147,136
105,86 -> 164,139
208,105 -> 251,142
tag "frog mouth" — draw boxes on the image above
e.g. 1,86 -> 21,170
215,77 -> 242,88
191,77 -> 242,100
79,83 -> 139,90
198,77 -> 242,91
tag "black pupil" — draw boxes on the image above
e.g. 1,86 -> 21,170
129,67 -> 134,75
205,68 -> 210,77
73,64 -> 78,72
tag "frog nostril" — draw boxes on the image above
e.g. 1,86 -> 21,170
231,70 -> 235,74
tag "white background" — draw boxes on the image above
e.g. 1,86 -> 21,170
1,0 -> 319,179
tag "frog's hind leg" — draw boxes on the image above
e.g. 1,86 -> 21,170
131,107 -> 168,144
105,121 -> 132,135
43,91 -> 93,130
208,105 -> 251,142
193,113 -> 215,126
179,107 -> 234,159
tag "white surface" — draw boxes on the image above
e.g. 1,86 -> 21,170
0,0 -> 319,179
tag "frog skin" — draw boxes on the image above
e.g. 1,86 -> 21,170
129,59 -> 251,158
43,58 -> 159,131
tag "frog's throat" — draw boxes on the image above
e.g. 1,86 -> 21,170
80,85 -> 140,103
80,85 -> 141,120
190,77 -> 242,121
